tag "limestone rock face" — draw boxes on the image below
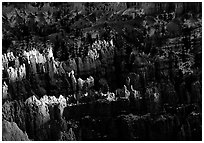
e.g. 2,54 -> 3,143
2,120 -> 30,141
2,100 -> 27,132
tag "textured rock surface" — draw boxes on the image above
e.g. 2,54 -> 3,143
2,120 -> 30,141
2,100 -> 27,132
